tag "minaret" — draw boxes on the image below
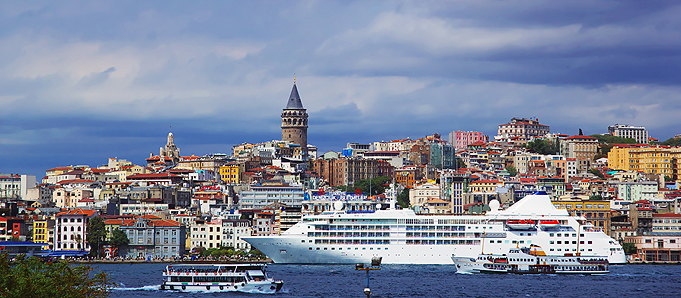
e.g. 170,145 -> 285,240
281,78 -> 309,160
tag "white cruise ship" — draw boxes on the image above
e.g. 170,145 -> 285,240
243,192 -> 626,264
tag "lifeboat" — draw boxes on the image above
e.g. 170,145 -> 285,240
538,220 -> 560,229
507,220 -> 535,230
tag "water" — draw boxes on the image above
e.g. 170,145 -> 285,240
97,263 -> 681,298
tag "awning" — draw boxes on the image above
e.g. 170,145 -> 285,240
48,250 -> 90,257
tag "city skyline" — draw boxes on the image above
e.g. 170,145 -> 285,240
1,1 -> 681,177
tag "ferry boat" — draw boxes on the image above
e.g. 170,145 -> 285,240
243,191 -> 626,265
160,264 -> 283,293
452,245 -> 609,274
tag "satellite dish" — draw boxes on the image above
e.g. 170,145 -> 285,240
376,204 -> 382,210
489,200 -> 500,213
334,201 -> 344,211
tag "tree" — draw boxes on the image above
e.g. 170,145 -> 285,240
664,176 -> 673,182
0,254 -> 112,298
396,188 -> 410,208
589,169 -> 605,179
661,137 -> 681,147
111,228 -> 129,247
589,134 -> 637,145
455,157 -> 465,169
506,166 -> 518,177
589,195 -> 603,201
622,242 -> 637,255
525,139 -> 559,155
337,176 -> 392,196
87,217 -> 107,258
249,249 -> 266,259
579,128 -> 583,135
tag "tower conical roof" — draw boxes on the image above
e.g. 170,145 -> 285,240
285,83 -> 304,109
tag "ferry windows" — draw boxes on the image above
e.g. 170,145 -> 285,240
490,240 -> 494,243
572,234 -> 577,237
549,233 -> 554,237
549,241 -> 554,244
580,241 -> 584,244
316,248 -> 320,250
557,241 -> 562,244
572,241 -> 577,244
588,241 -> 593,244
497,240 -> 502,243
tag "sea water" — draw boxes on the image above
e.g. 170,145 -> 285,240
98,263 -> 681,298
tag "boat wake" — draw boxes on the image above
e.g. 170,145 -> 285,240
112,284 -> 161,291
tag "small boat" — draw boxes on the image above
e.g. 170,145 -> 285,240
538,220 -> 560,229
160,263 -> 283,293
452,245 -> 609,275
506,219 -> 535,230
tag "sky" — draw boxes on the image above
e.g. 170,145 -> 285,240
1,0 -> 681,178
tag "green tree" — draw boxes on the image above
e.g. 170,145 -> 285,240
589,195 -> 603,201
249,249 -> 266,259
396,188 -> 410,208
664,176 -> 673,182
111,228 -> 129,247
661,137 -> 681,147
506,166 -> 518,177
622,242 -> 637,255
589,134 -> 637,145
337,176 -> 392,196
455,157 -> 465,169
525,139 -> 559,155
87,217 -> 107,257
589,169 -> 605,179
0,254 -> 112,298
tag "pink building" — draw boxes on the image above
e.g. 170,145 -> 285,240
449,131 -> 488,150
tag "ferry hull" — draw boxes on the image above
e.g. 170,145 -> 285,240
161,281 -> 282,293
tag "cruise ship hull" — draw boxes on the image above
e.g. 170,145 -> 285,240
244,192 -> 627,265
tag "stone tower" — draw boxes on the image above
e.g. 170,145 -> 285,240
281,81 -> 308,160
160,132 -> 180,164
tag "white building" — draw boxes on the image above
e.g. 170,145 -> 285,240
190,220 -> 223,250
608,124 -> 649,144
54,208 -> 98,251
409,183 -> 441,207
222,219 -> 252,251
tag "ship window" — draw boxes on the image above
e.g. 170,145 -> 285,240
557,249 -> 561,251
557,241 -> 561,244
301,240 -> 305,243
331,248 -> 335,250
580,241 -> 584,244
588,241 -> 593,244
490,240 -> 494,243
519,241 -> 524,244
316,248 -> 320,250
572,234 -> 576,237
549,233 -> 554,237
588,249 -> 592,251
572,241 -> 577,244
550,249 -> 554,251
497,240 -> 502,243
556,234 -> 561,237
512,240 -> 517,244
309,247 -> 312,250
550,241 -> 554,244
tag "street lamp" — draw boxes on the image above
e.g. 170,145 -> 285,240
355,256 -> 382,297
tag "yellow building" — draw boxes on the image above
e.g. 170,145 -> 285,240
608,146 -> 681,179
32,220 -> 53,249
553,199 -> 611,236
219,163 -> 241,184
468,179 -> 502,193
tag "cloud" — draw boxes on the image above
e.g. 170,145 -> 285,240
1,0 -> 681,177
